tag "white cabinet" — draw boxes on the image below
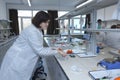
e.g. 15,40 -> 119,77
97,8 -> 105,20
97,5 -> 118,21
104,5 -> 117,21
45,56 -> 68,80
0,20 -> 12,40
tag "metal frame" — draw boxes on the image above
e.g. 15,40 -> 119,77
57,0 -> 120,56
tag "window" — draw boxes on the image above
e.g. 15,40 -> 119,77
22,18 -> 31,29
58,11 -> 69,34
58,11 -> 68,17
33,10 -> 47,17
18,10 -> 32,17
33,10 -> 39,17
58,14 -> 86,34
73,19 -> 80,29
18,10 -> 48,33
18,10 -> 33,33
18,18 -> 22,32
81,15 -> 86,28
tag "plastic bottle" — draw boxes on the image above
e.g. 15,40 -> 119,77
96,46 -> 100,54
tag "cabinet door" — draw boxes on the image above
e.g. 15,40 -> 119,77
97,8 -> 105,20
105,5 -> 117,20
46,56 -> 68,80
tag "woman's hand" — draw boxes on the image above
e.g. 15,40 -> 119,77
57,48 -> 67,57
118,50 -> 120,53
97,42 -> 104,47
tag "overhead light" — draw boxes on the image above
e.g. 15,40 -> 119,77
27,0 -> 31,7
76,0 -> 94,8
75,0 -> 87,8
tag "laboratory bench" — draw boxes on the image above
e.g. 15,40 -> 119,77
43,37 -> 119,80
43,34 -> 83,40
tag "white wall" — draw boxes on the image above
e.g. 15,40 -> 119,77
0,0 -> 7,19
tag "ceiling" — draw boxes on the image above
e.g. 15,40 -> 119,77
4,0 -> 119,11
58,0 -> 119,19
4,0 -> 83,10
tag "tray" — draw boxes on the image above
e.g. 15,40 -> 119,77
109,50 -> 120,56
89,69 -> 120,80
77,52 -> 97,58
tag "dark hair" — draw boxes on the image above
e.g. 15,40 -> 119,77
111,25 -> 117,29
117,24 -> 120,28
97,19 -> 102,23
32,11 -> 50,28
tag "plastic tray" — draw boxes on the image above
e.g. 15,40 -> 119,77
89,69 -> 120,80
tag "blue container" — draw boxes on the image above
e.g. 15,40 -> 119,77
98,60 -> 120,70
96,46 -> 100,54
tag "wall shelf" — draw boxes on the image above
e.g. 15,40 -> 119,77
56,28 -> 81,30
103,19 -> 120,22
0,19 -> 12,40
109,50 -> 120,57
0,19 -> 12,22
0,28 -> 12,30
79,29 -> 120,32
0,36 -> 17,47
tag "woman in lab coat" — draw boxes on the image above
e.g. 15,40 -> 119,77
0,11 -> 66,80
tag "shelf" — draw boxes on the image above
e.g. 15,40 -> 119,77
57,28 -> 120,32
103,19 -> 120,22
0,28 -> 12,30
0,19 -> 12,22
56,28 -> 81,30
0,36 -> 17,47
90,29 -> 120,32
56,28 -> 66,30
43,35 -> 60,37
61,33 -> 84,36
79,29 -> 120,32
109,50 -> 120,56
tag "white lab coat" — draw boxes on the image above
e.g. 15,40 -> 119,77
0,24 -> 57,80
95,32 -> 106,42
